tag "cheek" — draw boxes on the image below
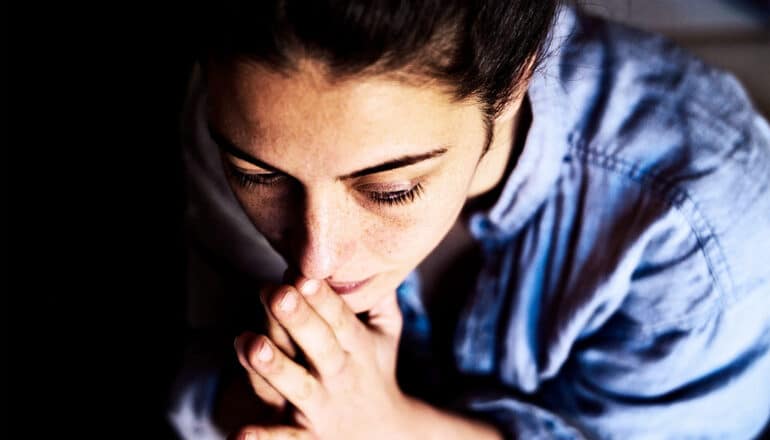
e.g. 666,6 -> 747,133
359,179 -> 469,269
230,164 -> 473,272
234,190 -> 290,244
357,219 -> 408,265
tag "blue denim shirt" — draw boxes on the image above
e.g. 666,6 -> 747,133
393,7 -> 770,439
169,7 -> 770,440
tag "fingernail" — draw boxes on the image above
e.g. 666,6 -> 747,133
233,335 -> 239,351
299,278 -> 320,295
279,289 -> 297,312
242,432 -> 256,440
256,340 -> 273,363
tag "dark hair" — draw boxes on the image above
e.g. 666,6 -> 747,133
201,0 -> 559,150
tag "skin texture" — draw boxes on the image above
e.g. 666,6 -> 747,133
206,59 -> 525,439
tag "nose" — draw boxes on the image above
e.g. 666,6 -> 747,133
285,189 -> 353,280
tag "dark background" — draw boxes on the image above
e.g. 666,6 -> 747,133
12,4 -> 196,437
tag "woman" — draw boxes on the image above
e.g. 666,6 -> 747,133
169,1 -> 770,438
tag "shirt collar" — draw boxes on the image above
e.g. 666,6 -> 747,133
468,6 -> 577,242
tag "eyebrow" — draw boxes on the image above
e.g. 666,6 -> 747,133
209,125 -> 286,174
208,124 -> 449,180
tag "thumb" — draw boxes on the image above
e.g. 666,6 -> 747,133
365,290 -> 403,341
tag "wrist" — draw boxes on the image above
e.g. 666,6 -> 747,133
400,394 -> 503,440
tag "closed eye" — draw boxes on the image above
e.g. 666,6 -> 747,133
225,164 -> 285,188
226,164 -> 424,207
364,183 -> 424,206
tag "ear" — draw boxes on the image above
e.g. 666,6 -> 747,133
494,54 -> 537,124
466,91 -> 528,199
494,91 -> 526,125
466,55 -> 537,198
494,55 -> 536,124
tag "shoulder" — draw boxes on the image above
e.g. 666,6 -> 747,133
549,9 -> 770,306
555,8 -> 770,172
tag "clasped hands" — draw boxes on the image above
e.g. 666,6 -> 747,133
231,273 -> 413,440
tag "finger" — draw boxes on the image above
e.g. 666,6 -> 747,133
266,285 -> 349,378
228,425 -> 314,440
235,332 -> 286,408
259,284 -> 297,359
248,334 -> 325,417
293,275 -> 367,352
363,292 -> 403,372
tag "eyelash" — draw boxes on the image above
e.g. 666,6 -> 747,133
228,168 -> 283,188
364,183 -> 424,206
226,166 -> 424,207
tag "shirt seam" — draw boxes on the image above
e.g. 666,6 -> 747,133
567,139 -> 735,332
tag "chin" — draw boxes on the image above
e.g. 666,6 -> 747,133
337,276 -> 402,315
338,291 -> 377,314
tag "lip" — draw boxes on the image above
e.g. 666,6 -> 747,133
327,276 -> 373,294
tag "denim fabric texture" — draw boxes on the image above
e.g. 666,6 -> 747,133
394,8 -> 770,439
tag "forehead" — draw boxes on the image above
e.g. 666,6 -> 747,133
205,60 -> 483,172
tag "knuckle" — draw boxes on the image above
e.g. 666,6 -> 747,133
295,371 -> 317,402
317,338 -> 346,374
317,330 -> 337,355
328,351 -> 350,378
329,300 -> 348,332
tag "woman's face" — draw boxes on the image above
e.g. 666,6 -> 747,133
207,61 -> 492,313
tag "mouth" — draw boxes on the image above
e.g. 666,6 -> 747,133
327,276 -> 373,295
